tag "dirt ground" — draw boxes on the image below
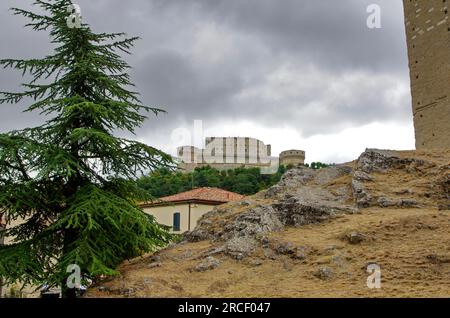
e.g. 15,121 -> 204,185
87,207 -> 450,298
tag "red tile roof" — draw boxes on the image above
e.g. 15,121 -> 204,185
158,187 -> 245,204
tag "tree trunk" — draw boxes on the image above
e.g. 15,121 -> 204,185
60,228 -> 78,299
0,216 -> 5,297
61,282 -> 77,298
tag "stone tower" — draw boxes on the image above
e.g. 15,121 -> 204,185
403,0 -> 450,149
279,150 -> 305,167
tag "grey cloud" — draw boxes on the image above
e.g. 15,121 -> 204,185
133,49 -> 245,120
149,0 -> 408,73
0,0 -> 413,159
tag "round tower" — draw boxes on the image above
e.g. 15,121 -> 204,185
279,150 -> 306,167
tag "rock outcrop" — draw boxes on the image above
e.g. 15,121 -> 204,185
87,149 -> 450,298
183,149 -> 449,262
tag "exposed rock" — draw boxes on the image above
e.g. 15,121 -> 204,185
273,197 -> 347,227
175,249 -> 194,260
148,262 -> 162,269
180,149 -> 448,263
278,167 -> 316,188
203,246 -> 225,258
183,159 -> 358,260
275,242 -> 296,255
97,286 -> 110,292
353,170 -> 374,182
194,256 -> 221,272
400,199 -> 419,208
438,171 -> 450,198
149,255 -> 161,263
352,180 -> 373,208
222,206 -> 284,240
259,236 -> 270,248
264,167 -> 316,200
394,189 -> 414,195
356,149 -> 420,173
415,223 -> 438,230
346,232 -> 366,245
378,197 -> 398,208
248,259 -> 264,267
263,248 -> 278,260
314,165 -> 352,185
350,149 -> 444,209
331,255 -> 345,267
264,185 -> 283,199
314,267 -> 334,280
199,219 -> 213,226
426,254 -> 450,264
292,249 -> 306,261
224,237 -> 257,260
184,229 -> 213,243
119,288 -> 136,297
322,245 -> 341,255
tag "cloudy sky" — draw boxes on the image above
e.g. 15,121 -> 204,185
0,0 -> 414,164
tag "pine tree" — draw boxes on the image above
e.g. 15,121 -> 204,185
0,0 -> 174,297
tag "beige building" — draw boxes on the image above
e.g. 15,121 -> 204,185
140,187 -> 245,233
177,137 -> 273,172
0,215 -> 41,298
403,0 -> 450,149
0,213 -> 4,245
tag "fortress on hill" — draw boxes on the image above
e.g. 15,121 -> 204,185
403,0 -> 450,149
177,137 -> 305,173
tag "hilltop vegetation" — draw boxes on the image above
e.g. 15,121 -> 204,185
137,163 -> 331,198
136,166 -> 286,197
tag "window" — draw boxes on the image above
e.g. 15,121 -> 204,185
173,212 -> 181,232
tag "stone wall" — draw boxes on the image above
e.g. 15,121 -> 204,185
403,0 -> 450,149
179,162 -> 272,173
177,137 -> 273,172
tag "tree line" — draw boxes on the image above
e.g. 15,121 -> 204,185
136,162 -> 331,198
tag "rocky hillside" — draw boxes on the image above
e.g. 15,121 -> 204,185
87,149 -> 450,298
